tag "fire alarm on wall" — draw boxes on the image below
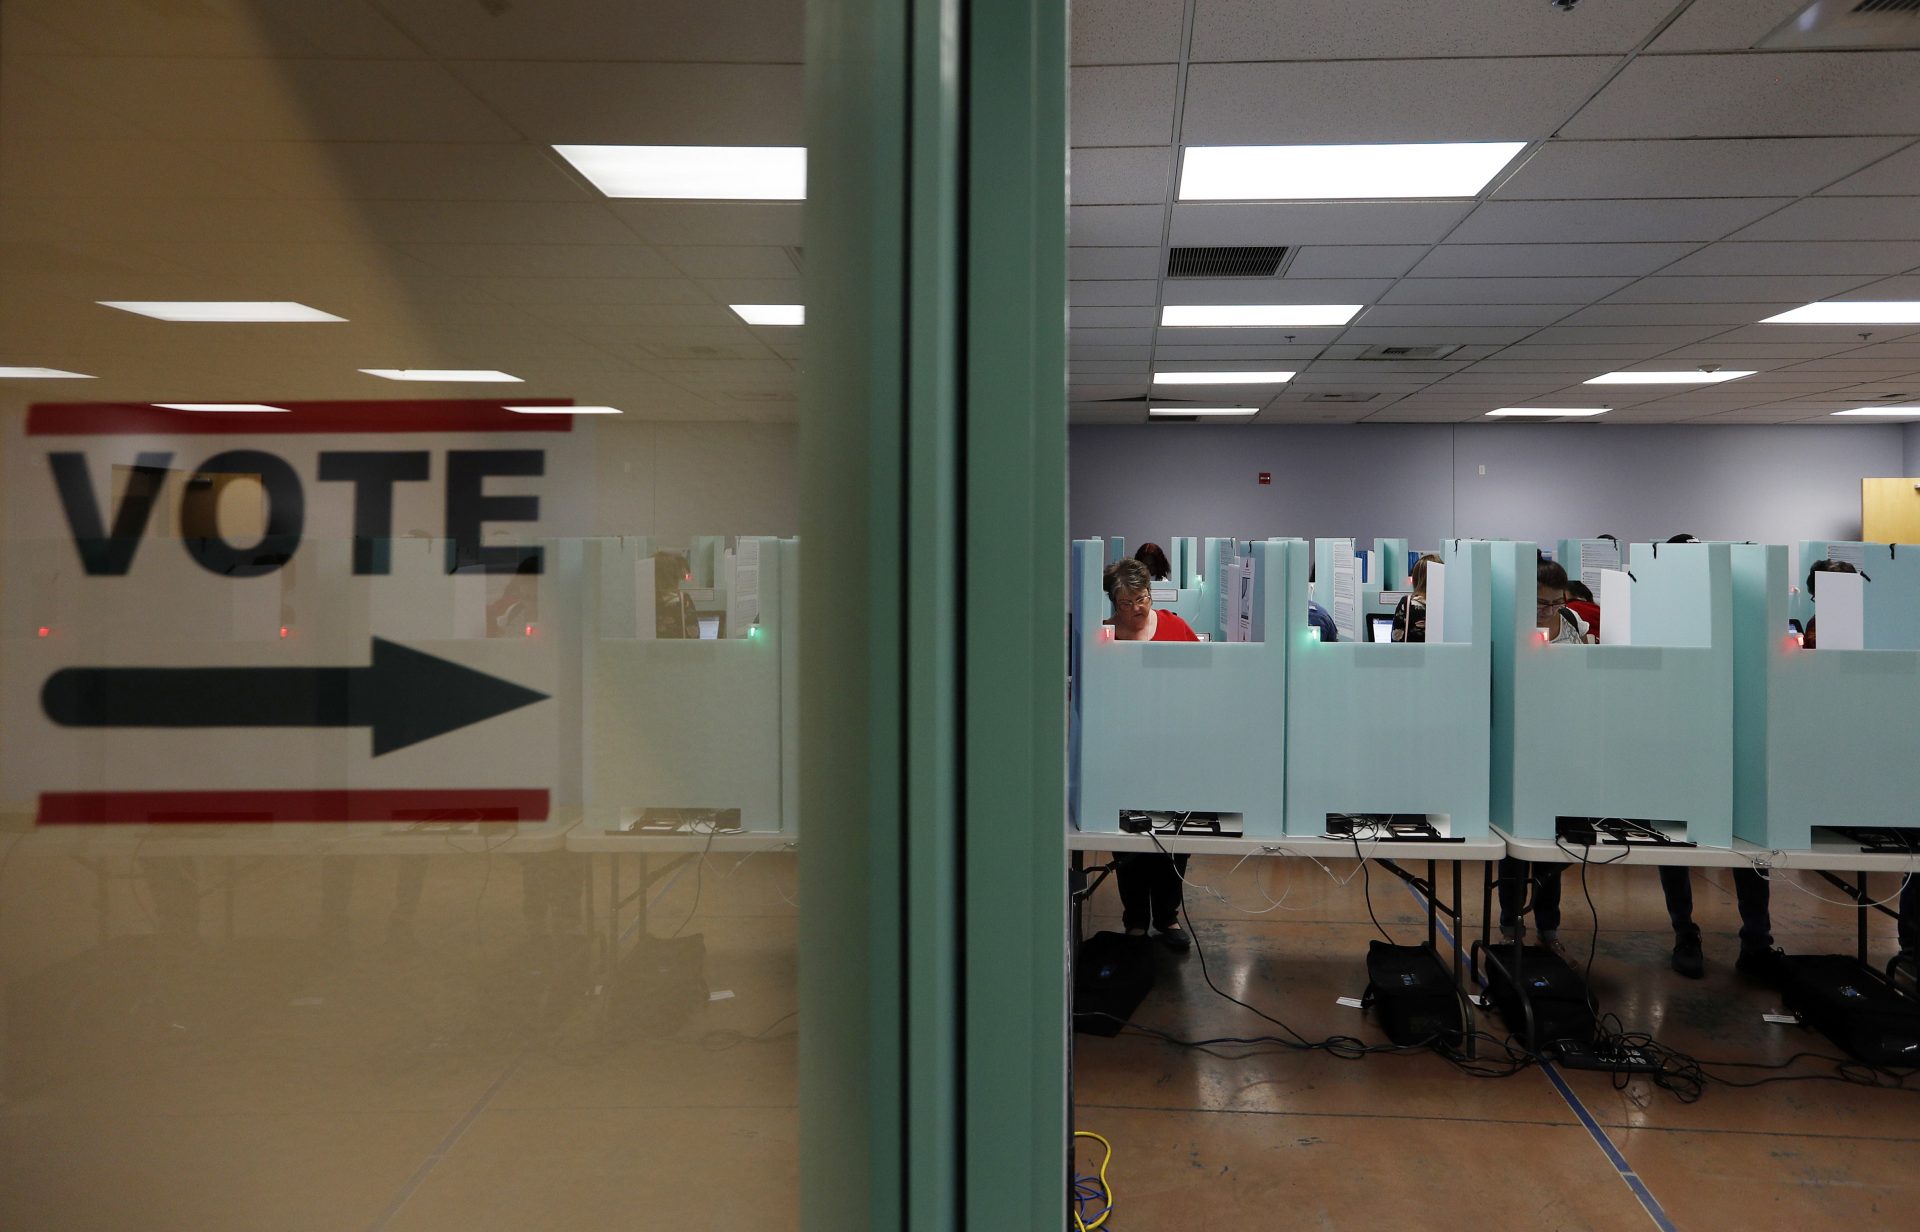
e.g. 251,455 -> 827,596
1258,472 -> 1271,485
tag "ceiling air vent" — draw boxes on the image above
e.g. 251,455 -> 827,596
1148,414 -> 1198,423
1854,0 -> 1919,13
1166,246 -> 1292,279
1302,392 -> 1379,403
1356,344 -> 1461,360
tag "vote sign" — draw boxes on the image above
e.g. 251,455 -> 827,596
1,400 -> 588,827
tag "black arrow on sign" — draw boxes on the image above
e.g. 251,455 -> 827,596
42,638 -> 548,756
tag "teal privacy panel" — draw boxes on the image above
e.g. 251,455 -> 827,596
1489,540 -> 1734,845
1732,543 -> 1920,850
581,536 -> 796,833
1375,538 -> 1410,589
1107,536 -> 1126,565
1286,539 -> 1492,838
1070,538 -> 1291,837
1199,537 -> 1239,642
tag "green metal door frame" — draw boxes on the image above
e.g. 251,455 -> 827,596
798,0 -> 1067,1226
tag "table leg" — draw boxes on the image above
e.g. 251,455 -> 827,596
1426,859 -> 1438,950
1858,870 -> 1870,966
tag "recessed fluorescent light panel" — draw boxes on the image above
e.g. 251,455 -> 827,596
1179,142 -> 1527,201
1148,407 -> 1258,417
359,369 -> 523,383
553,145 -> 806,200
730,304 -> 805,326
1161,305 -> 1361,328
1831,406 -> 1920,417
0,366 -> 93,379
154,403 -> 289,413
1485,408 -> 1609,418
1583,370 -> 1756,385
1152,371 -> 1296,385
506,405 -> 622,415
100,301 -> 345,323
1762,302 -> 1920,325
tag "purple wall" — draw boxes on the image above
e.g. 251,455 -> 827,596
1070,424 -> 1906,551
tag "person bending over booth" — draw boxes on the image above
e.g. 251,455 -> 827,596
1103,556 -> 1197,950
1497,559 -> 1589,946
1135,542 -> 1172,582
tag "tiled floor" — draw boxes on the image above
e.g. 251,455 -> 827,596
4,841 -> 1915,1230
1073,853 -> 1920,1231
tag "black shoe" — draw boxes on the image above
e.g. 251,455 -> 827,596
1155,925 -> 1191,952
1671,934 -> 1705,979
1736,946 -> 1781,982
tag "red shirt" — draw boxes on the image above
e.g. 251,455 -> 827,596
1565,600 -> 1600,642
1151,611 -> 1200,642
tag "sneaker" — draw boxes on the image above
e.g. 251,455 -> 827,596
1538,930 -> 1567,957
1671,933 -> 1705,979
1155,924 -> 1192,952
1499,923 -> 1526,944
1736,946 -> 1781,982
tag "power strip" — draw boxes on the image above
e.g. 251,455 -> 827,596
1551,1039 -> 1659,1074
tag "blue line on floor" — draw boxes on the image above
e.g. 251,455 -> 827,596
1398,876 -> 1677,1232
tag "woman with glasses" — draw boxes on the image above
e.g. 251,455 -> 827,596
1101,556 -> 1198,949
1103,557 -> 1199,643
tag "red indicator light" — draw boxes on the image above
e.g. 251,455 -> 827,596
37,626 -> 50,638
279,626 -> 290,639
524,624 -> 535,637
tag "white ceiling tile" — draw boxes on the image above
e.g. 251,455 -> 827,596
1712,324 -> 1920,345
1605,274 -> 1882,302
1153,341 -> 1342,357
1844,275 -> 1920,299
1157,328 -> 1349,347
1072,66 -> 1179,146
1071,280 -> 1162,306
1071,146 -> 1174,205
609,202 -> 803,246
1073,0 -> 1187,64
1659,343 -> 1860,360
361,200 -> 638,245
1556,302 -> 1796,326
1489,344 -> 1668,361
1071,305 -> 1159,326
1170,202 -> 1472,247
1494,138 -> 1908,200
17,0 -> 423,58
1070,205 -> 1167,245
1385,277 -> 1636,304
1284,246 -> 1431,279
399,242 -> 681,279
1180,59 -> 1620,144
1408,243 -> 1698,278
660,246 -> 799,279
1452,199 -> 1792,245
1523,324 -> 1725,346
1729,197 -> 1920,242
59,57 -> 517,142
1070,247 -> 1163,279
1071,327 -> 1157,344
1355,304 -> 1572,327
1160,278 -> 1393,304
697,277 -> 805,303
1563,53 -> 1920,138
1821,141 -> 1920,196
1071,345 -> 1155,361
496,280 -> 711,309
377,0 -> 802,61
186,141 -> 593,203
1660,241 -> 1920,277
1337,326 -> 1539,346
1782,356 -> 1920,372
451,62 -> 803,144
1189,0 -> 1675,59
1645,0 -> 1809,52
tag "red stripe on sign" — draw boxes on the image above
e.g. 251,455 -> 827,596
36,789 -> 550,825
26,400 -> 574,436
